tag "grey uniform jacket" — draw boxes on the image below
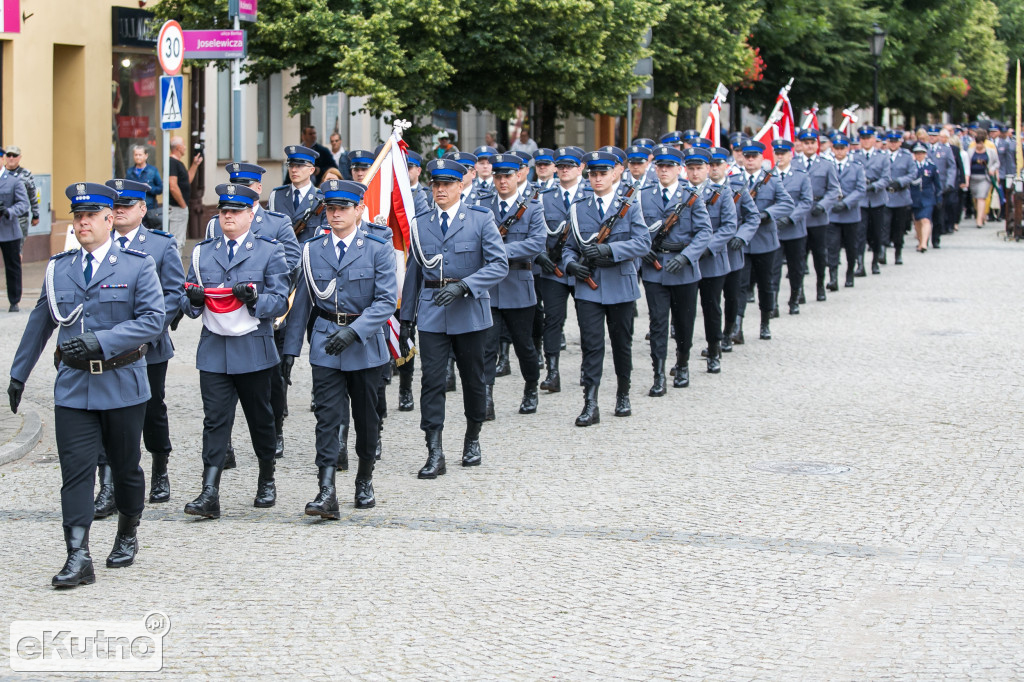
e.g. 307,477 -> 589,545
481,191 -> 546,309
116,226 -> 186,364
697,182 -> 738,279
830,160 -> 867,224
637,182 -> 713,286
777,168 -> 813,240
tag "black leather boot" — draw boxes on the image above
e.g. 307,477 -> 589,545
878,247 -> 887,265
721,326 -> 733,352
827,267 -> 839,291
254,459 -> 276,508
533,337 -> 544,368
730,315 -> 744,345
445,357 -> 457,392
223,441 -> 237,469
854,255 -> 866,277
519,381 -> 539,414
560,332 -> 567,350
673,350 -> 689,388
797,285 -> 807,304
93,465 -> 116,519
770,291 -> 780,319
614,376 -> 631,417
706,341 -> 722,374
845,267 -> 855,287
418,430 -> 446,479
462,420 -> 482,467
106,512 -> 141,568
484,384 -> 496,421
894,248 -> 903,265
495,342 -> 511,377
540,355 -> 561,392
149,453 -> 170,504
52,526 -> 94,588
184,467 -> 221,519
871,254 -> 881,274
759,310 -> 772,340
355,458 -> 375,509
338,425 -> 349,471
648,358 -> 667,397
375,423 -> 383,461
816,277 -> 827,301
575,385 -> 600,427
306,466 -> 340,519
274,417 -> 285,459
398,369 -> 414,411
788,291 -> 800,315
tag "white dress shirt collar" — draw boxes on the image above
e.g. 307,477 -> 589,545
83,236 -> 113,275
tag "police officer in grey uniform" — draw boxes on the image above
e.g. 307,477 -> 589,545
207,163 -> 300,464
719,147 -> 760,346
826,135 -> 867,287
638,146 -> 713,393
851,126 -> 891,273
282,180 -> 396,515
793,130 -> 840,294
269,145 -> 328,243
562,151 -> 651,425
398,150 -> 429,412
925,125 -> 956,248
695,148 -> 737,372
479,153 -> 546,416
770,140 -> 813,314
400,158 -> 508,477
180,184 -> 290,518
99,179 -> 185,507
9,182 -> 164,587
884,131 -> 916,264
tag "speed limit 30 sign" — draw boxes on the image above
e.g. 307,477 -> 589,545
157,20 -> 184,75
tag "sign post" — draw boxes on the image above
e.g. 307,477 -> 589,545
156,21 -> 183,233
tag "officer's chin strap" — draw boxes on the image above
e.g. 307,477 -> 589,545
46,257 -> 84,333
408,216 -> 444,282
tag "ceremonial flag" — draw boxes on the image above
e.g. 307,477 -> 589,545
699,83 -> 729,146
773,79 -> 796,142
193,285 -> 260,337
838,105 -> 859,134
753,112 -> 782,168
800,103 -> 819,134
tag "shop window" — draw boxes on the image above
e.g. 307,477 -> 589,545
113,52 -> 160,178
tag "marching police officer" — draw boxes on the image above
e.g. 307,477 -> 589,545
101,178 -> 186,507
793,130 -> 840,294
473,146 -> 497,193
716,147 -> 759,347
208,163 -> 301,465
533,148 -> 558,191
180,184 -> 290,518
884,131 -> 916,264
400,158 -> 508,477
282,180 -> 397,515
269,145 -> 327,242
638,146 -> 713,393
562,151 -> 651,425
732,140 -> 794,341
534,147 -> 587,393
852,126 -> 891,273
9,182 -> 164,587
827,135 -> 867,287
406,150 -> 431,216
398,149 -> 430,412
347,149 -> 375,184
479,153 -> 546,416
770,140 -> 813,315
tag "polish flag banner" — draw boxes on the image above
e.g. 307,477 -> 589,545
194,285 -> 259,337
838,105 -> 859,134
774,80 -> 796,142
753,113 -> 782,168
699,83 -> 729,146
800,104 -> 820,134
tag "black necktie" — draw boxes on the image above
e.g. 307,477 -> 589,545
499,200 -> 508,219
337,240 -> 346,263
118,236 -> 129,250
597,197 -> 605,218
440,212 -> 449,235
83,253 -> 94,284
292,188 -> 300,210
749,175 -> 756,189
227,239 -> 237,262
662,188 -> 669,206
563,191 -> 570,209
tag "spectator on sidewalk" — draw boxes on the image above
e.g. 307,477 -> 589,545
3,146 -> 39,238
301,125 -> 337,183
485,130 -> 506,153
0,158 -> 31,312
129,144 -> 162,228
167,137 -> 202,248
510,128 -> 539,157
328,133 -> 351,180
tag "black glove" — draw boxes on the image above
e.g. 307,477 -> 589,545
834,201 -> 847,212
727,237 -> 746,251
232,282 -> 258,308
281,355 -> 295,385
8,378 -> 24,414
777,216 -> 794,226
60,332 -> 103,361
758,210 -> 771,224
399,321 -> 415,351
565,261 -> 592,279
169,309 -> 185,332
581,242 -> 613,262
810,204 -> 825,216
943,187 -> 954,196
641,250 -> 657,265
324,326 -> 359,355
535,252 -> 557,275
432,280 -> 470,307
663,254 -> 689,274
185,284 -> 206,308
886,181 -> 901,192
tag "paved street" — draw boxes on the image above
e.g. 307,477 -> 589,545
1,223 -> 1023,679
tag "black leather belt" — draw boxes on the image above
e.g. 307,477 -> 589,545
655,247 -> 683,254
57,345 -> 148,374
316,308 -> 360,325
424,278 -> 462,289
509,260 -> 532,270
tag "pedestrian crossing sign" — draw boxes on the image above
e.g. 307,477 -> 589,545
160,75 -> 183,130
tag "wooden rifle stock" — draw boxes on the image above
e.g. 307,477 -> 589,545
497,187 -> 534,237
651,189 -> 698,271
292,198 -> 325,237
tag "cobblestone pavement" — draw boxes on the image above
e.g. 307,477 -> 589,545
1,224 -> 1023,679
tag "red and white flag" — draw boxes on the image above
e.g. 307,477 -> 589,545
774,80 -> 796,142
752,112 -> 782,168
699,83 -> 729,147
800,104 -> 819,134
193,285 -> 259,337
838,105 -> 859,134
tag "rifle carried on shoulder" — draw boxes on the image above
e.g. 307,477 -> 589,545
650,187 -> 698,271
579,186 -> 636,289
497,186 -> 535,237
292,197 -> 325,237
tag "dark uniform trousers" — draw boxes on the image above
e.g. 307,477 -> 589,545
697,275 -> 727,345
98,359 -> 171,468
312,365 -> 381,468
199,368 -> 277,469
270,328 -> 288,421
863,205 -> 888,257
338,365 -> 389,431
532,279 -> 545,342
645,280 -> 698,361
886,206 -> 911,251
771,238 -> 806,301
723,268 -> 742,331
805,226 -> 828,282
577,300 -> 633,387
483,306 -> 541,384
55,404 -> 147,529
537,278 -> 571,356
827,222 -> 859,269
0,238 -> 22,305
736,252 -> 774,317
419,329 -> 488,431
944,190 -> 961,233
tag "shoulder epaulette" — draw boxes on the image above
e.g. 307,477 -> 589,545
272,185 -> 289,191
256,234 -> 279,244
538,186 -> 557,195
50,249 -> 78,261
529,198 -> 540,204
148,229 -> 173,238
304,233 -> 323,243
266,210 -> 286,218
122,248 -> 149,258
469,205 -> 489,213
363,231 -> 388,245
413,208 -> 434,219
